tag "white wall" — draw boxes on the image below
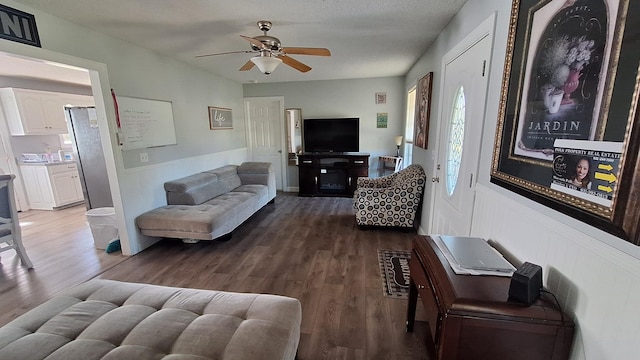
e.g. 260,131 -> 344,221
1,0 -> 249,255
243,77 -> 405,184
406,0 -> 640,359
473,185 -> 640,360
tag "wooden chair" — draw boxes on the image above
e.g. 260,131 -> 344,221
0,174 -> 33,268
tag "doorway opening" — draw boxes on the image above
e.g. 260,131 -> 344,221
0,50 -> 123,273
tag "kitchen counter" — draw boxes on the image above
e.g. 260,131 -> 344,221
20,161 -> 76,166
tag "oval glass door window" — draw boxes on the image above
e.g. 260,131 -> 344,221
446,86 -> 466,196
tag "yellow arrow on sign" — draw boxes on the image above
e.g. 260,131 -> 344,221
598,185 -> 613,193
598,164 -> 613,171
595,172 -> 617,183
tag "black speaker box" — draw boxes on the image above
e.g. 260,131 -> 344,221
508,262 -> 542,305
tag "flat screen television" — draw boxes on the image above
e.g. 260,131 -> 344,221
303,117 -> 359,153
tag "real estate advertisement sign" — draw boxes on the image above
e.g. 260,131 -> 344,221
551,139 -> 623,207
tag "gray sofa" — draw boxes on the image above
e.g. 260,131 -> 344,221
136,162 -> 275,241
0,279 -> 301,359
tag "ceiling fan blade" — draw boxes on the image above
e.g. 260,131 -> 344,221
239,60 -> 255,71
282,47 -> 331,56
240,35 -> 266,49
195,50 -> 254,58
279,55 -> 312,73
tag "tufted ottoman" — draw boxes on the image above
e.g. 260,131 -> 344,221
0,279 -> 301,360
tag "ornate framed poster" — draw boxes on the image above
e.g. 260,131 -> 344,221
414,72 -> 433,149
491,0 -> 640,244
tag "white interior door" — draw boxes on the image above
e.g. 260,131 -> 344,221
245,97 -> 285,190
431,24 -> 493,236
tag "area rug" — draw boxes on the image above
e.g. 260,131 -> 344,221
378,249 -> 411,299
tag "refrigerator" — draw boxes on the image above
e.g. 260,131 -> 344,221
66,107 -> 113,209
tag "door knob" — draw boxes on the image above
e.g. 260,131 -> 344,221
432,177 -> 440,183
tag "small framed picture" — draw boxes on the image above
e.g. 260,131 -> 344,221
208,106 -> 233,130
376,112 -> 388,128
375,92 -> 387,104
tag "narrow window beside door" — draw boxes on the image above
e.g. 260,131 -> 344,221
446,86 -> 466,196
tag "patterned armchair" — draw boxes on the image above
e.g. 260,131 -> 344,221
353,164 -> 426,229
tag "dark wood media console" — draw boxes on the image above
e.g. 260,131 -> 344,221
297,153 -> 369,197
407,235 -> 575,360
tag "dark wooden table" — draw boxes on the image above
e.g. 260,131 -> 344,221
406,235 -> 575,360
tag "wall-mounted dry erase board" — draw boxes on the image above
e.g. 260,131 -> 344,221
117,96 -> 177,150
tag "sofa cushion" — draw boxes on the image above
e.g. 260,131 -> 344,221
136,205 -> 221,235
237,162 -> 271,174
203,165 -> 242,194
164,173 -> 217,193
137,192 -> 257,236
204,165 -> 239,178
205,191 -> 257,219
0,279 -> 301,360
165,172 -> 222,206
233,184 -> 268,198
237,162 -> 273,187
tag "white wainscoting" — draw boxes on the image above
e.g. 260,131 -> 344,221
472,184 -> 640,360
120,147 -> 249,255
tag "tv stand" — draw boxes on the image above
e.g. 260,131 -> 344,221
298,153 -> 369,197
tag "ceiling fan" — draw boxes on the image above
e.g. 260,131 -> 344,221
196,20 -> 331,75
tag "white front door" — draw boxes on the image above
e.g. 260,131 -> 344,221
244,97 -> 285,190
430,18 -> 493,236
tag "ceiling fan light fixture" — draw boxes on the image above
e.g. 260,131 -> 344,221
250,56 -> 282,75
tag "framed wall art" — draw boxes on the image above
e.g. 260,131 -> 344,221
414,72 -> 433,149
491,0 -> 640,244
208,106 -> 233,130
377,112 -> 388,128
375,92 -> 387,104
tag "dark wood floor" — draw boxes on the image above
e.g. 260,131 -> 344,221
1,193 -> 429,359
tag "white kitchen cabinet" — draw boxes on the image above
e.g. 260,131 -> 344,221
0,88 -> 69,135
50,164 -> 84,206
20,165 -> 55,210
20,163 -> 84,210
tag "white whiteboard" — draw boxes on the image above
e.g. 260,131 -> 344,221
117,96 -> 177,150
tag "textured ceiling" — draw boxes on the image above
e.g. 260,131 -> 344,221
7,0 -> 467,84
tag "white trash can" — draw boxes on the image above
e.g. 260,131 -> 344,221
86,207 -> 119,249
